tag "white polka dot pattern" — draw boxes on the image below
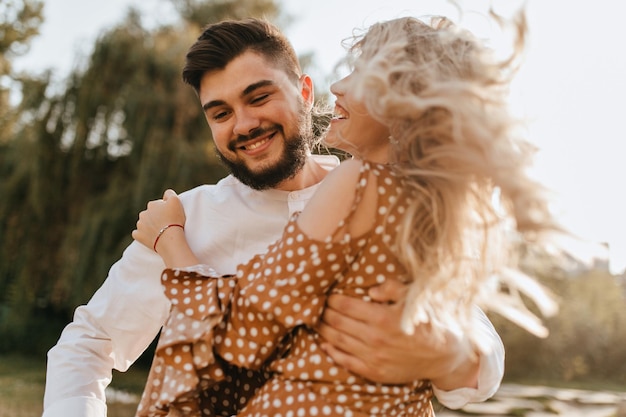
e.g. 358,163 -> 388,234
136,162 -> 433,416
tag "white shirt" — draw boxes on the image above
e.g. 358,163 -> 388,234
42,155 -> 503,416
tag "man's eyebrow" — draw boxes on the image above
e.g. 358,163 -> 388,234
242,80 -> 275,96
202,80 -> 276,112
203,99 -> 226,112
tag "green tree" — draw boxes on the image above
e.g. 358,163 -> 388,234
0,0 -> 44,142
173,0 -> 284,29
0,0 -> 285,354
494,263 -> 626,385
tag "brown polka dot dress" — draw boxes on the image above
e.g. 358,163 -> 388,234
136,162 -> 434,417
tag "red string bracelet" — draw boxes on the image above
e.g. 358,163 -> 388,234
153,224 -> 185,252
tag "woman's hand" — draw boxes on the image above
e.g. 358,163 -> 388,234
132,190 -> 186,266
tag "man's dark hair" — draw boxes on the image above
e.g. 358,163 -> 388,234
183,18 -> 302,93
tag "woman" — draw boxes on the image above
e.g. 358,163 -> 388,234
133,13 -> 557,417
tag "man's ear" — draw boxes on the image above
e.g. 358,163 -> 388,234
300,74 -> 314,107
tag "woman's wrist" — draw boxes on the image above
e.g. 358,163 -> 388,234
153,224 -> 185,252
154,227 -> 198,268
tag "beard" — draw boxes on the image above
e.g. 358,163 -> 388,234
216,109 -> 312,191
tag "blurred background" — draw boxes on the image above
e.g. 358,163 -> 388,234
1,0 -> 625,415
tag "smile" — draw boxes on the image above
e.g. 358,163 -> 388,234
236,131 -> 277,153
332,104 -> 349,120
242,137 -> 270,150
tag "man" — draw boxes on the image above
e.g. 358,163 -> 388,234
43,18 -> 503,417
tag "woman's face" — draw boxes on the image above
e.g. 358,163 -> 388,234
326,70 -> 391,163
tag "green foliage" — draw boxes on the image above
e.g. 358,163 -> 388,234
493,268 -> 626,385
172,0 -> 285,29
0,0 -> 44,143
0,0 -> 286,354
0,0 -> 43,72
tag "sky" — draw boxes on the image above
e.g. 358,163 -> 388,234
12,0 -> 626,273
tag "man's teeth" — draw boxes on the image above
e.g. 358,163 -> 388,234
245,138 -> 270,150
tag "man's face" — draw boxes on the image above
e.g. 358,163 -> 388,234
199,51 -> 314,190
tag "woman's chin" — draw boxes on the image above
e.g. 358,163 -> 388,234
322,138 -> 340,149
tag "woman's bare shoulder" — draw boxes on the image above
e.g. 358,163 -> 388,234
297,158 -> 365,241
327,157 -> 364,180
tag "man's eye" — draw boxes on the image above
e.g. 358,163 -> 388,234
213,110 -> 229,120
251,94 -> 269,104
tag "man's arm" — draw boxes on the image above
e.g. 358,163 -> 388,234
43,242 -> 170,417
317,279 -> 504,410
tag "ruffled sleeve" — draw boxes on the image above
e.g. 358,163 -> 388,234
136,266 -> 244,416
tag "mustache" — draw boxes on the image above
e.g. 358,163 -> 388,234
228,125 -> 280,152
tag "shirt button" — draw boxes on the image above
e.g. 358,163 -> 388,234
289,192 -> 300,200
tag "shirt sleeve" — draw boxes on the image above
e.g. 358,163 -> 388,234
41,397 -> 107,417
432,308 -> 505,409
43,241 -> 171,417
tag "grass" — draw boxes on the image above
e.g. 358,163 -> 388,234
2,353 -> 624,416
0,354 -> 46,417
0,354 -> 148,417
503,375 -> 626,394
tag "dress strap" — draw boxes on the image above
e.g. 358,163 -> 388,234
329,161 -> 374,242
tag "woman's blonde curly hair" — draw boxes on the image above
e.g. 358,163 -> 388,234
344,12 -> 560,348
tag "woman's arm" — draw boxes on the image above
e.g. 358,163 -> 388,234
132,189 -> 200,268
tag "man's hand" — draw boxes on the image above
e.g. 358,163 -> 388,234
317,279 -> 480,390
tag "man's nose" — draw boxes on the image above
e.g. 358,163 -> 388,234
233,108 -> 261,136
